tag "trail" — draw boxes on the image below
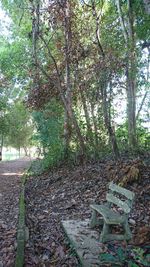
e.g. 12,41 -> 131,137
0,158 -> 31,267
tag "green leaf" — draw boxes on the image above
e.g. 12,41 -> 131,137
128,260 -> 139,267
117,247 -> 126,261
100,253 -> 118,262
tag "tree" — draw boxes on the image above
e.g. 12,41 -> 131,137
6,102 -> 33,155
0,0 -> 149,164
0,82 -> 10,160
116,0 -> 150,150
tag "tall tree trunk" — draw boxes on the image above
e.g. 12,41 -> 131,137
90,102 -> 99,152
116,0 -> 137,150
126,63 -> 137,148
31,0 -> 40,91
63,0 -> 73,157
91,1 -> 119,158
127,0 -> 137,149
101,79 -> 120,158
80,90 -> 95,148
23,147 -> 28,157
63,0 -> 86,156
0,134 -> 3,161
39,1 -> 86,156
136,47 -> 149,120
63,110 -> 72,157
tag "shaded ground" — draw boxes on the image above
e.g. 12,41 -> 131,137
25,157 -> 150,267
0,158 -> 31,267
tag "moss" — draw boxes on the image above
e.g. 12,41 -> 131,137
15,234 -> 25,267
15,176 -> 27,267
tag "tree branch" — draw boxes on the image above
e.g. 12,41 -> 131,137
39,35 -> 63,90
91,0 -> 105,57
116,0 -> 128,44
136,91 -> 148,120
37,62 -> 69,112
136,48 -> 150,120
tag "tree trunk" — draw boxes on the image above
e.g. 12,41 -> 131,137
116,0 -> 137,150
0,134 -> 3,161
91,1 -> 119,158
126,0 -> 137,149
126,64 -> 137,148
23,147 -> 28,157
101,81 -> 120,158
38,1 -> 86,156
90,102 -> 99,152
63,110 -> 72,157
80,90 -> 95,148
31,0 -> 40,92
63,0 -> 86,156
63,0 -> 73,157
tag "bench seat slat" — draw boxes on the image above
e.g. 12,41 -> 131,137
90,204 -> 125,224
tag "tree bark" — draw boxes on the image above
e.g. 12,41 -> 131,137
126,0 -> 137,148
0,134 -> 3,161
38,1 -> 86,156
116,0 -> 137,150
63,110 -> 72,157
90,101 -> 99,152
91,1 -> 119,157
136,48 -> 149,120
101,79 -> 120,158
80,90 -> 95,148
63,0 -> 86,156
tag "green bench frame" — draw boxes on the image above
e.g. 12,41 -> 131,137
90,182 -> 135,242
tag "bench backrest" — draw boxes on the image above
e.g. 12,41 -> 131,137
106,182 -> 135,214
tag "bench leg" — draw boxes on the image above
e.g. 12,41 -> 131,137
90,210 -> 97,228
123,220 -> 132,240
100,222 -> 110,242
90,210 -> 103,228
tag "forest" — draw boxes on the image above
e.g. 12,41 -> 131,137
0,0 -> 150,267
0,0 -> 149,163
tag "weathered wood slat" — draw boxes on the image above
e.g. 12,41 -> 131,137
90,204 -> 125,224
106,193 -> 131,213
109,182 -> 135,200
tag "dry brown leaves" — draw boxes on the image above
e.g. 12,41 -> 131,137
106,158 -> 145,186
24,157 -> 150,266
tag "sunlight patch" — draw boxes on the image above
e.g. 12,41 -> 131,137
2,172 -> 23,176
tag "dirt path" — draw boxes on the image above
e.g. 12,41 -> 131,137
0,158 -> 31,267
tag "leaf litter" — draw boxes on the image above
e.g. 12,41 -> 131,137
0,158 -> 31,267
24,157 -> 150,267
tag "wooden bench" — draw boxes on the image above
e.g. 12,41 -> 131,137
90,182 -> 135,242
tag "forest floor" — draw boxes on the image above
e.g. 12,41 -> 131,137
0,157 -> 149,267
24,155 -> 150,267
0,158 -> 31,267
